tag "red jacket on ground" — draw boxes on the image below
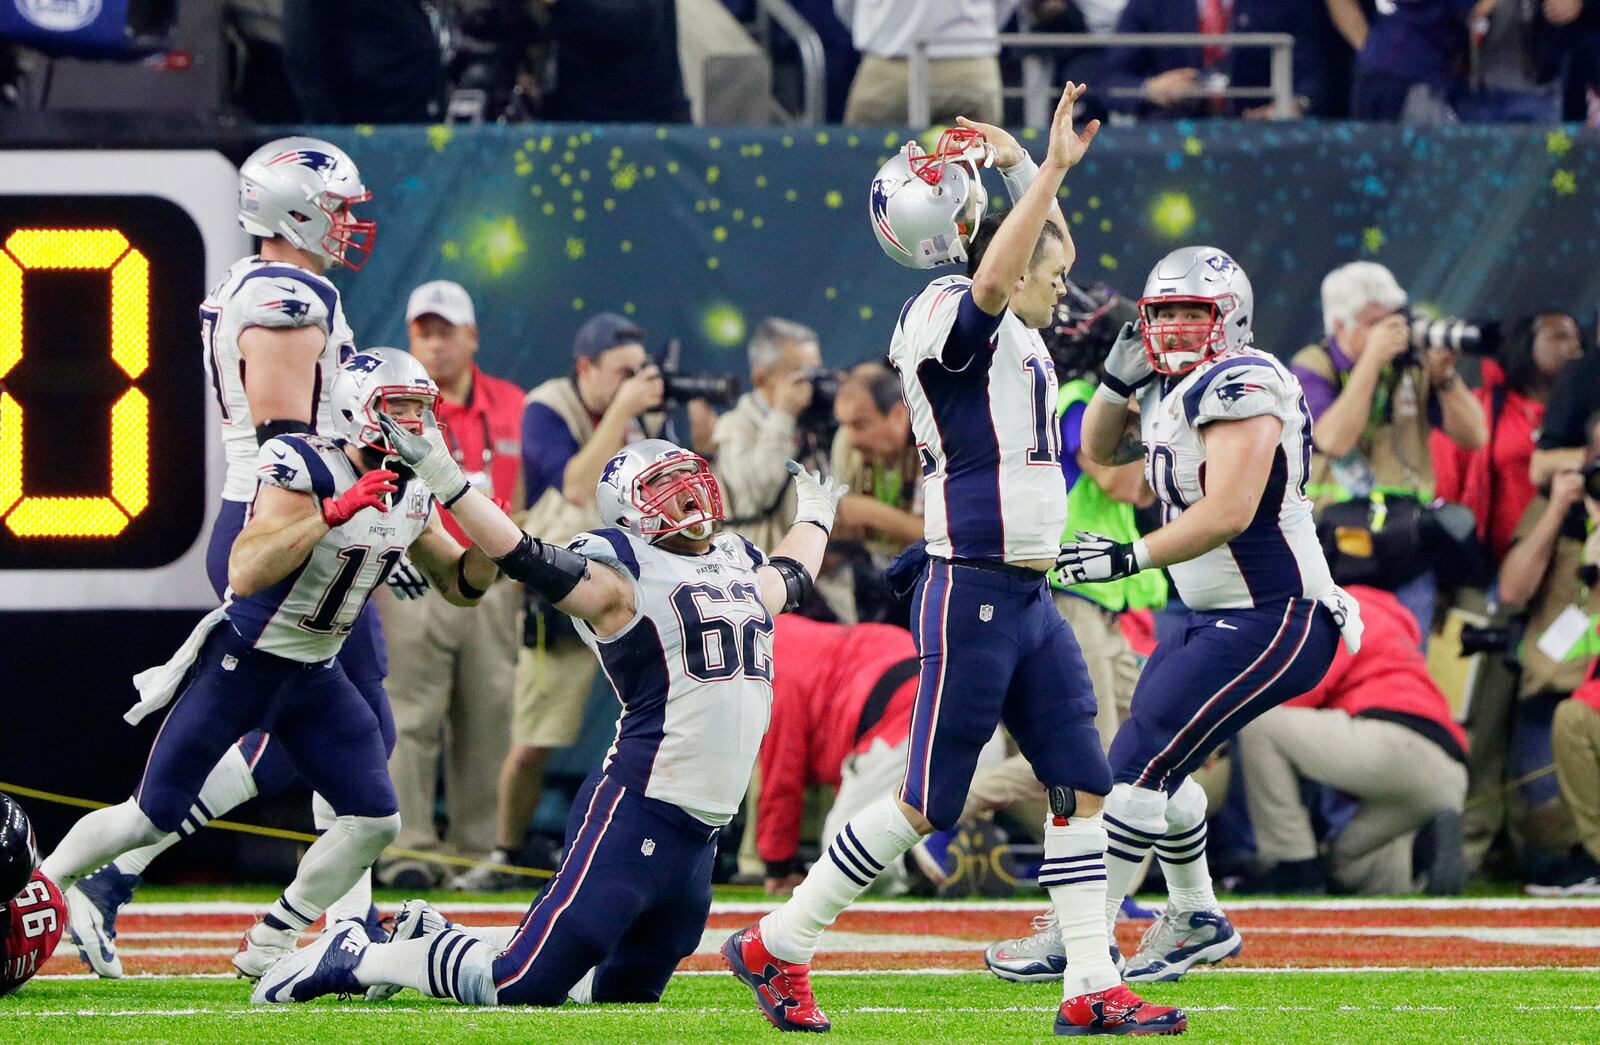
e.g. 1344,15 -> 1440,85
758,616 -> 919,866
0,870 -> 64,996
1285,586 -> 1468,757
1430,359 -> 1543,564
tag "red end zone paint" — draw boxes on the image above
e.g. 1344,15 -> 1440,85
42,904 -> 1600,978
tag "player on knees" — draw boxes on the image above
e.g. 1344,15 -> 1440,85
41,350 -> 499,987
1051,248 -> 1364,982
721,83 -> 1183,1038
251,412 -> 844,1008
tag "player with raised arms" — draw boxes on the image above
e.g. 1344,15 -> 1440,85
1039,247 -> 1363,981
248,413 -> 843,1009
63,137 -> 395,980
42,351 -> 500,992
722,84 -> 1187,1037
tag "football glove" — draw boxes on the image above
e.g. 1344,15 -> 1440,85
1099,321 -> 1155,400
377,409 -> 471,505
787,460 -> 847,535
385,557 -> 430,600
1054,531 -> 1151,584
321,469 -> 398,527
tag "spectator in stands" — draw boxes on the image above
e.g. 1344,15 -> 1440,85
1235,585 -> 1469,895
1292,262 -> 1487,638
1433,312 -> 1585,565
1456,0 -> 1584,123
456,313 -> 671,888
1327,0 -> 1474,121
281,0 -> 445,122
1495,412 -> 1600,885
377,283 -> 525,890
758,616 -> 921,895
542,0 -> 690,122
835,0 -> 1014,124
1101,0 -> 1340,118
829,364 -> 924,558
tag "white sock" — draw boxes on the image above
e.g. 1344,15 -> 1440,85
1157,777 -> 1218,913
116,746 -> 260,876
267,813 -> 399,932
1102,784 -> 1168,936
311,792 -> 378,927
1041,813 -> 1119,999
759,796 -> 923,963
354,928 -> 497,1005
40,799 -> 164,889
464,925 -> 518,950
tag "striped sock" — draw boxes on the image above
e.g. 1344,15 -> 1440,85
1042,814 -> 1118,998
759,796 -> 923,964
354,929 -> 497,1005
1158,778 -> 1218,912
264,894 -> 316,933
1101,784 -> 1169,936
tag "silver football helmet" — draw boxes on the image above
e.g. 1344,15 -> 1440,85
869,128 -> 993,269
1137,246 -> 1255,375
238,136 -> 376,270
329,347 -> 439,455
596,439 -> 725,544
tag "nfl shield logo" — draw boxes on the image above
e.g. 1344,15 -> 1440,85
979,604 -> 994,622
641,838 -> 656,856
221,655 -> 238,671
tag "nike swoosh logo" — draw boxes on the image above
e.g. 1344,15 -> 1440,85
272,282 -> 300,295
270,448 -> 286,459
1215,621 -> 1237,630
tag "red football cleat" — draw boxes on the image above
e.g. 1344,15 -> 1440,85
1055,983 -> 1188,1036
722,924 -> 831,1033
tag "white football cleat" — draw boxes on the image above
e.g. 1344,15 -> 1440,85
63,881 -> 126,979
232,917 -> 300,980
251,920 -> 369,1005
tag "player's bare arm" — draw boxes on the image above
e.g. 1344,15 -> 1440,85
755,461 -> 845,617
969,83 -> 1098,316
404,515 -> 500,608
227,467 -> 398,596
237,325 -> 325,432
1083,324 -> 1155,465
1140,414 -> 1282,568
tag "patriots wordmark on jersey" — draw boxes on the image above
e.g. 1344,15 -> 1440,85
200,257 -> 357,502
1138,350 -> 1334,611
226,434 -> 434,663
889,274 -> 1068,563
567,527 -> 775,826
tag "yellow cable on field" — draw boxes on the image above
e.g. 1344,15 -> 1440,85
0,780 -> 553,881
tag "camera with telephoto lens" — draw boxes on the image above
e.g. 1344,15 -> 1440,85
1403,310 -> 1499,358
798,367 -> 842,437
655,338 -> 740,406
1043,279 -> 1138,380
1458,623 -> 1520,661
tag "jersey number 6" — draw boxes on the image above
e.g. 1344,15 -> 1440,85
671,581 -> 773,683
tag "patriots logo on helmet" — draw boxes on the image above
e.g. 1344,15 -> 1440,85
260,462 -> 299,486
267,149 -> 340,176
1203,254 -> 1237,277
261,298 -> 311,321
600,455 -> 626,488
1215,380 -> 1266,405
870,178 -> 907,254
345,353 -> 385,374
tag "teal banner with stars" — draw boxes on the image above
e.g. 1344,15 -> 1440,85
312,121 -> 1600,387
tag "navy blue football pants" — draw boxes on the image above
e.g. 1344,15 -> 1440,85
900,558 -> 1111,830
491,773 -> 716,1005
206,499 -> 393,795
1110,597 -> 1340,793
135,624 -> 398,832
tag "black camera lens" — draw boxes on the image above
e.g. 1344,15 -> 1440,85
662,372 -> 740,406
1583,460 -> 1600,502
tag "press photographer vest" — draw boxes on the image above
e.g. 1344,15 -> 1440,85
1293,341 -> 1436,510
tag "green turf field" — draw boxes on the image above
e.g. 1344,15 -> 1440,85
6,969 -> 1598,1043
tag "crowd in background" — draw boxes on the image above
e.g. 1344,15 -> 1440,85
369,258 -> 1600,903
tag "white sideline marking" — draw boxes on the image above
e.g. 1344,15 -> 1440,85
115,897 -> 1600,916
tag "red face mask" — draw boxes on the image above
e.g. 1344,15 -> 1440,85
632,454 -> 726,539
356,389 -> 436,454
320,191 -> 377,270
1138,296 -> 1231,375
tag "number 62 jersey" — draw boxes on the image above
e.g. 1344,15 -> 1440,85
1137,350 -> 1334,612
566,527 -> 775,827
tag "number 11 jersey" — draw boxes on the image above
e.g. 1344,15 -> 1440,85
568,527 -> 774,827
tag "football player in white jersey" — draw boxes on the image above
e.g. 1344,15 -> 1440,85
42,351 -> 500,992
1045,246 -> 1363,982
62,136 -> 392,979
251,421 -> 843,1009
722,85 -> 1185,1038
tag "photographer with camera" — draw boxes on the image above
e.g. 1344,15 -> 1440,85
454,312 -> 673,889
1492,412 -> 1600,889
1291,261 -> 1488,639
712,318 -> 833,554
830,363 -> 924,556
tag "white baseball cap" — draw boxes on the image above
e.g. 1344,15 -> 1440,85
406,280 -> 476,327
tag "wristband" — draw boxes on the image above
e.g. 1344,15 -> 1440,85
1131,538 -> 1153,572
1094,382 -> 1130,407
456,555 -> 489,600
999,152 -> 1040,204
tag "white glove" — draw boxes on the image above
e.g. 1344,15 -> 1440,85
377,409 -> 470,504
787,459 -> 847,535
385,557 -> 430,600
1054,531 -> 1151,584
1098,321 -> 1155,402
1318,584 -> 1365,655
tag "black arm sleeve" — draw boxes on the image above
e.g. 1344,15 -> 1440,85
494,532 -> 589,602
766,555 -> 815,614
254,419 -> 315,446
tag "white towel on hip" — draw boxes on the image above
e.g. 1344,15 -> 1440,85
126,606 -> 230,726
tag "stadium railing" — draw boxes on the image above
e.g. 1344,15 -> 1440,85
751,0 -> 827,125
906,31 -> 1297,128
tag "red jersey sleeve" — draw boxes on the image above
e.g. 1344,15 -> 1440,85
0,870 -> 65,996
